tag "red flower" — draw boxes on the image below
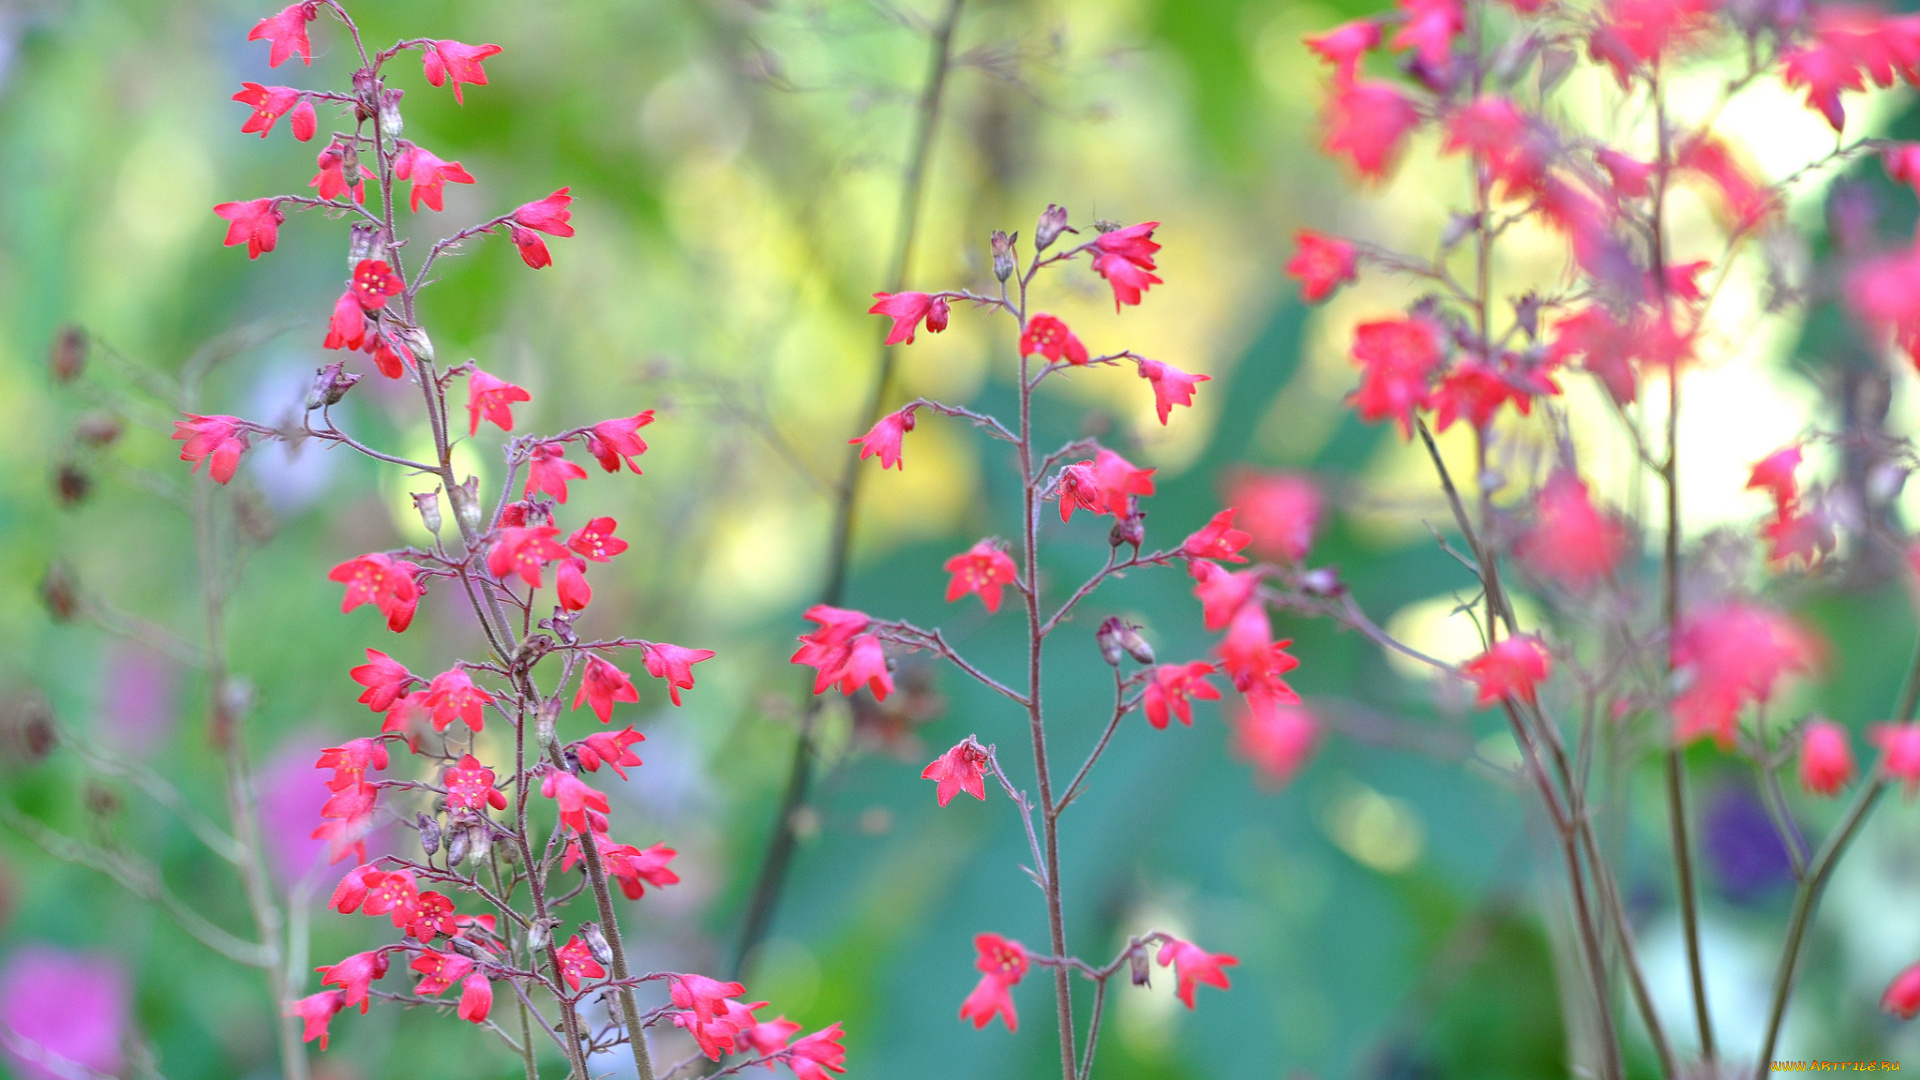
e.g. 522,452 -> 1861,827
359,868 -> 420,924
394,145 -> 476,213
316,950 -> 388,1011
1215,603 -> 1300,695
330,865 -> 377,914
574,727 -> 645,779
411,949 -> 475,996
350,259 -> 403,311
644,643 -> 716,706
671,973 -> 747,1027
1232,698 -> 1318,787
542,769 -> 611,835
556,559 -> 592,612
1348,317 -> 1442,438
1672,604 -> 1817,749
943,540 -> 1019,613
1746,445 -> 1802,512
1782,34 -> 1869,132
791,607 -> 887,694
837,634 -> 894,700
1461,635 -> 1551,706
922,739 -> 989,806
1190,559 -> 1258,632
1287,231 -> 1358,303
1323,81 -> 1420,180
569,517 -> 629,561
458,973 -> 492,1024
1799,720 -> 1855,797
1182,508 -> 1251,563
1304,20 -> 1380,81
523,443 -> 587,503
466,368 -> 532,435
575,655 -> 640,722
514,188 -> 574,236
1091,222 -> 1163,310
1138,358 -> 1209,424
584,412 -> 654,473
1019,314 -> 1089,364
407,890 -> 458,943
555,936 -> 607,990
425,668 -> 493,733
1678,137 -> 1775,229
1870,724 -> 1920,795
444,754 -> 508,812
287,991 -> 346,1050
422,40 -> 502,104
868,292 -> 948,345
788,1023 -> 848,1080
311,145 -> 371,203
563,835 -> 680,898
369,330 -> 414,379
740,1015 -> 802,1056
1392,0 -> 1462,67
1431,357 -> 1547,433
324,290 -> 369,351
350,649 -> 416,713
1885,961 -> 1920,1019
1079,448 -> 1157,518
1515,470 -> 1626,592
172,414 -> 251,484
511,226 -> 551,269
327,553 -> 419,631
1762,505 -> 1835,567
1227,471 -> 1322,563
1886,144 -> 1920,195
1597,149 -> 1654,198
960,933 -> 1027,1031
852,407 -> 916,470
1144,662 -> 1221,729
1156,937 -> 1237,1008
233,83 -> 303,137
249,2 -> 317,68
214,198 -> 284,259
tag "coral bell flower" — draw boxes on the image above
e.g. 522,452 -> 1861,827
1088,448 -> 1156,517
350,259 -> 403,310
368,330 -> 414,379
322,290 -> 370,353
287,991 -> 346,1049
1393,0 -> 1464,67
1348,317 -> 1442,438
1019,314 -> 1089,364
1190,559 -> 1258,632
1144,662 -> 1221,729
1233,698 -> 1318,787
959,933 -> 1028,1032
1228,470 -> 1322,564
555,936 -> 606,990
1183,508 -> 1252,563
1305,19 -> 1381,80
671,974 -> 748,1027
1138,358 -> 1209,424
1323,81 -> 1420,180
574,655 -> 640,722
569,517 -> 629,562
1091,222 -> 1163,310
584,412 -> 654,473
524,443 -> 588,502
172,414 -> 251,484
1885,961 -> 1920,1019
869,291 -> 946,345
466,368 -> 531,435
457,973 -> 492,1024
350,649 -> 416,713
1799,720 -> 1856,797
328,553 -> 419,632
1287,230 -> 1359,303
852,407 -> 916,470
424,668 -> 493,733
1515,470 -> 1625,591
835,634 -> 894,700
511,225 -> 551,268
232,83 -> 304,138
394,146 -> 475,213
410,950 -> 475,997
1156,937 -> 1238,1008
311,145 -> 371,203
487,525 -> 568,587
575,727 -> 645,779
214,198 -> 284,259
249,2 -> 317,68
315,738 -> 387,792
514,188 -> 574,236
1747,445 -> 1803,511
644,643 -> 716,706
788,1024 -> 848,1080
1870,724 -> 1920,795
316,950 -> 388,1011
444,754 -> 507,812
944,540 -> 1019,613
1461,636 -> 1552,706
1672,604 -> 1817,749
740,1015 -> 802,1057
542,770 -> 611,835
922,739 -> 989,806
422,40 -> 502,104
555,559 -> 592,612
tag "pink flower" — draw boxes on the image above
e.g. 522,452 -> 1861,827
1190,559 -> 1258,632
1137,358 -> 1209,424
1393,0 -> 1462,67
316,950 -> 388,1011
323,289 -> 369,351
511,226 -> 551,269
315,738 -> 388,792
740,1015 -> 802,1056
393,145 -> 476,214
959,933 -> 1027,1031
575,655 -> 640,722
466,368 -> 531,435
1348,317 -> 1442,438
1597,149 -> 1654,198
214,198 -> 284,259
1232,698 -> 1318,787
1678,137 -> 1775,229
0,947 -> 129,1080
172,414 -> 251,484
287,991 -> 347,1050
1782,33 -> 1869,132
1304,20 -> 1381,80
1747,445 -> 1802,512
1227,471 -> 1322,564
788,1023 -> 848,1080
1287,230 -> 1359,303
1431,357 -> 1552,433
444,754 -> 508,812
555,559 -> 592,611
1799,721 -> 1855,797
1461,636 -> 1551,706
410,949 -> 475,996
232,83 -> 306,139
421,669 -> 491,733
943,540 -> 1019,613
1215,602 -> 1301,696
1091,222 -> 1163,310
1672,604 -> 1817,749
524,443 -> 588,502
422,40 -> 502,104
311,145 -> 370,203
1871,724 -> 1920,795
457,973 -> 492,1024
248,2 -> 317,68
349,259 -> 403,311
852,407 -> 916,470
868,292 -> 946,345
1885,961 -> 1920,1019
1144,662 -> 1221,729
569,516 -> 629,561
1515,470 -> 1625,591
327,553 -> 419,632
514,188 -> 574,236
584,412 -> 654,473
542,770 -> 611,835
1156,936 -> 1237,1008
368,330 -> 414,379
573,727 -> 645,779
555,936 -> 606,990
1020,314 -> 1089,364
1183,508 -> 1252,563
644,643 -> 716,706
1085,448 -> 1157,518
1323,81 -> 1420,180
922,739 -> 989,806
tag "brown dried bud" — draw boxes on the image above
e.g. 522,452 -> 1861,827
990,230 -> 1017,283
1298,566 -> 1343,598
580,921 -> 614,966
1035,204 -> 1074,252
54,464 -> 91,507
1130,948 -> 1152,987
1118,622 -> 1155,665
347,223 -> 381,268
412,490 -> 443,535
49,326 -> 87,383
535,698 -> 560,752
417,812 -> 441,856
466,820 -> 492,863
450,475 -> 483,537
0,695 -> 58,766
351,67 -> 376,101
527,916 -> 557,953
39,563 -> 78,622
84,781 -> 121,820
1095,616 -> 1126,667
1109,510 -> 1145,551
445,823 -> 470,867
377,88 -> 404,137
340,142 -> 362,178
73,412 -> 123,447
513,634 -> 554,673
307,361 -> 361,410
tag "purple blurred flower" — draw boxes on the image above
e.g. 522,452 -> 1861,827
1703,785 -> 1793,903
0,945 -> 128,1080
258,739 -> 387,887
98,646 -> 177,756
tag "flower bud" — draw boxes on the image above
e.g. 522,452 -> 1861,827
928,296 -> 950,333
990,230 -> 1017,282
351,67 -> 376,102
49,325 -> 87,383
514,633 -> 554,673
467,820 -> 492,863
1118,622 -> 1155,665
417,812 -> 442,856
1129,948 -> 1152,987
1096,617 -> 1126,667
1035,204 -> 1072,252
535,698 -> 560,753
348,223 -> 381,268
412,489 -> 443,535
1109,511 -> 1145,551
0,695 -> 57,765
54,464 -> 90,507
378,88 -> 404,136
580,921 -> 614,966
527,917 -> 557,953
450,475 -> 483,537
445,823 -> 470,867
340,142 -> 362,179
308,361 -> 361,410
74,412 -> 123,447
39,563 -> 78,622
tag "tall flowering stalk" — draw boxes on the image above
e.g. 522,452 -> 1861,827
1270,0 -> 1920,1074
185,5 -> 841,1078
817,210 -> 1253,1079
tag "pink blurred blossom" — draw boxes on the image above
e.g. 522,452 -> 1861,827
0,946 -> 128,1080
98,646 -> 178,755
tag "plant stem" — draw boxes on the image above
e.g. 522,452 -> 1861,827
730,0 -> 966,976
